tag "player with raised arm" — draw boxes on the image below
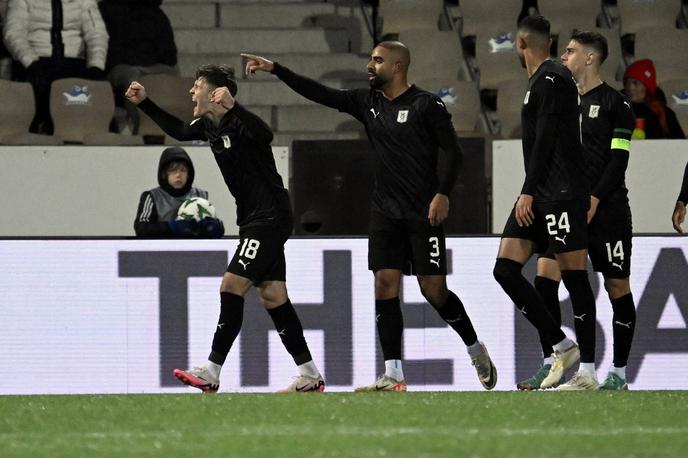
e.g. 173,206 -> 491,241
518,31 -> 636,391
673,162 -> 688,234
242,41 -> 497,392
125,65 -> 324,393
492,15 -> 595,390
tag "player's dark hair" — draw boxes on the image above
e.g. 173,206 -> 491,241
518,15 -> 550,40
196,64 -> 238,96
570,30 -> 608,64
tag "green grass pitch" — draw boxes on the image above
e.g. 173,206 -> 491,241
2,391 -> 687,457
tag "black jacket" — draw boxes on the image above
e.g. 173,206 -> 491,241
98,0 -> 177,70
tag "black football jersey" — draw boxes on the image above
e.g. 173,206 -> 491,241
139,100 -> 291,227
580,83 -> 635,200
521,59 -> 588,202
336,85 -> 456,220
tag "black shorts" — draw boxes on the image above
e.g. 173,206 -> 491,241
368,211 -> 447,275
502,198 -> 589,255
227,221 -> 292,284
587,198 -> 633,279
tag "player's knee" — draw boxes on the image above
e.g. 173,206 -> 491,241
420,286 -> 448,307
493,258 -> 522,287
375,274 -> 400,299
257,282 -> 288,309
604,277 -> 631,299
220,274 -> 251,297
418,277 -> 448,306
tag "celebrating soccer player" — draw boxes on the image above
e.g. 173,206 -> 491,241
125,65 -> 325,393
492,15 -> 596,390
241,42 -> 497,392
518,31 -> 637,391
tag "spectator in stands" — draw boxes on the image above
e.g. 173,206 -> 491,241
623,58 -> 685,139
98,0 -> 178,134
3,0 -> 108,135
134,146 -> 224,238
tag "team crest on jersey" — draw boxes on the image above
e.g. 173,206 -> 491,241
523,91 -> 530,104
589,105 -> 600,118
222,135 -> 231,149
397,110 -> 409,123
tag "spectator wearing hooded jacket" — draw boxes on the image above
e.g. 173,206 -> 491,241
3,0 -> 109,134
134,146 -> 224,238
98,0 -> 178,134
623,58 -> 686,139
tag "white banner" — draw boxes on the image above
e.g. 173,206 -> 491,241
0,236 -> 686,394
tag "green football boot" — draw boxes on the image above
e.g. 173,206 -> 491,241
598,372 -> 628,391
517,364 -> 564,390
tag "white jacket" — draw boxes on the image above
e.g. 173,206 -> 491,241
3,0 -> 108,69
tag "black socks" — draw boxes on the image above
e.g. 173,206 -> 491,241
267,300 -> 313,365
375,297 -> 403,360
209,292 -> 244,365
534,275 -> 562,358
433,291 -> 478,346
493,258 -> 566,346
611,293 -> 636,368
561,270 -> 596,363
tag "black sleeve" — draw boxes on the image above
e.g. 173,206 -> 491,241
138,98 -> 206,141
425,96 -> 463,195
521,78 -> 566,195
679,161 -> 688,204
271,62 -> 363,117
521,113 -> 559,195
230,102 -> 273,144
134,191 -> 172,236
592,95 -> 634,201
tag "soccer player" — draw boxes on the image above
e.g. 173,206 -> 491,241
125,65 -> 325,393
492,15 -> 593,390
518,31 -> 636,391
673,162 -> 688,234
241,42 -> 497,392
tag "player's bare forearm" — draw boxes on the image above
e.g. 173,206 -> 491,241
515,194 -> 534,227
587,195 -> 600,224
428,193 -> 449,226
673,201 -> 686,234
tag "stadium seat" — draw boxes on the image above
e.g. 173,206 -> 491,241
50,78 -> 143,145
0,80 -> 63,145
660,78 -> 688,133
416,78 -> 483,133
617,0 -> 681,34
633,27 -> 688,82
137,74 -> 196,138
475,28 -> 520,90
537,0 -> 603,35
398,29 -> 467,82
496,78 -> 529,138
379,0 -> 444,36
458,0 -> 522,38
557,28 -> 624,84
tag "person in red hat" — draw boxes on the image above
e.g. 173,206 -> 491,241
623,59 -> 685,139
